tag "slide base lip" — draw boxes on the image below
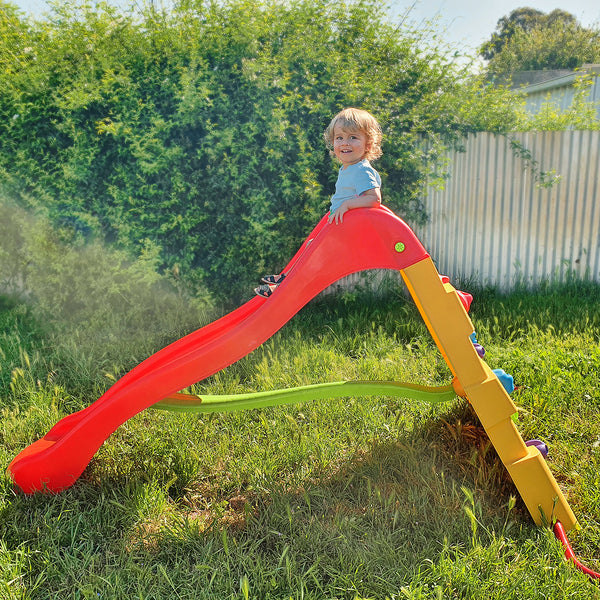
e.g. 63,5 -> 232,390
153,380 -> 457,413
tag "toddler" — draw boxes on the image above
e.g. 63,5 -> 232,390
256,108 -> 383,297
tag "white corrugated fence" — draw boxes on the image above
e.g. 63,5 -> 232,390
414,130 -> 600,291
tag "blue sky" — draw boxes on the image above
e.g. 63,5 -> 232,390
399,0 -> 600,53
10,0 -> 600,56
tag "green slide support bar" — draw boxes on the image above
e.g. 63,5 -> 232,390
152,380 -> 457,414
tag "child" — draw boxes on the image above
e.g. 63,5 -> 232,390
255,108 -> 383,297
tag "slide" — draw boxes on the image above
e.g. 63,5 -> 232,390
8,206 -> 430,494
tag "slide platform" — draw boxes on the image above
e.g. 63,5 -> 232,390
7,206 -> 578,532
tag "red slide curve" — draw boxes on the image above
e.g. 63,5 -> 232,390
8,206 -> 429,493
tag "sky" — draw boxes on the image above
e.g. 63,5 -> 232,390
8,0 -> 600,58
392,0 -> 600,52
397,0 -> 600,53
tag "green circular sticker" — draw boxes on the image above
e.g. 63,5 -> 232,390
394,242 -> 405,253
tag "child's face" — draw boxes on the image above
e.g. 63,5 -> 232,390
332,125 -> 369,167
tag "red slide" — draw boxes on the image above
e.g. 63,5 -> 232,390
8,206 -> 429,493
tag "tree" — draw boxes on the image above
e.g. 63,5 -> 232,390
480,8 -> 577,61
485,19 -> 600,74
479,7 -> 600,74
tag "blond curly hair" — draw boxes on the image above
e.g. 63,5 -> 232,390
324,108 -> 383,162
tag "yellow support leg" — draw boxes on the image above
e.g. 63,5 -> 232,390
401,257 -> 578,531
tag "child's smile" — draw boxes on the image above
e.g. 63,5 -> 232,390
333,125 -> 369,168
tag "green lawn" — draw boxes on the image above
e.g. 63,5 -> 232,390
1,281 -> 600,599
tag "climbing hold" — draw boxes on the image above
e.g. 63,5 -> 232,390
438,275 -> 472,311
469,332 -> 485,357
452,376 -> 466,398
526,439 -> 549,459
456,289 -> 473,312
493,368 -> 514,394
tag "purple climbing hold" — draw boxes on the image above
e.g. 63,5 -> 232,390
526,439 -> 549,459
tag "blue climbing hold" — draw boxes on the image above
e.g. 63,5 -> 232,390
493,368 -> 514,394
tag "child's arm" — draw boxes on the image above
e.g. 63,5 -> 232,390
328,187 -> 381,224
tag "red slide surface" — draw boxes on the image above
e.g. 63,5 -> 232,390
8,206 -> 429,493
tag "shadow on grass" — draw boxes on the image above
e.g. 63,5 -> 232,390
2,397 -> 586,599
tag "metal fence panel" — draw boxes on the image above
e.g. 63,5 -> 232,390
415,131 -> 600,291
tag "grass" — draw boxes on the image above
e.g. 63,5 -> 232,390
1,280 -> 600,599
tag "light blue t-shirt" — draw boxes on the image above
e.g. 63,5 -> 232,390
330,159 -> 381,214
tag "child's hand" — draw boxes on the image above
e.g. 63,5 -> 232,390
328,189 -> 381,225
328,203 -> 349,224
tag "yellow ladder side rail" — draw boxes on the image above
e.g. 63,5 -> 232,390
401,257 -> 578,531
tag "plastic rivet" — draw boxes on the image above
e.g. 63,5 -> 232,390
395,242 -> 405,253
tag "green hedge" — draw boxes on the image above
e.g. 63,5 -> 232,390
0,0 -> 520,303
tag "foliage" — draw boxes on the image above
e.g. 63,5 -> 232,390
481,8 -> 600,74
0,0 -> 527,302
513,73 -> 600,131
1,282 -> 600,598
481,7 -> 578,61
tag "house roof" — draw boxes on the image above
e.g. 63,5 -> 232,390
513,64 -> 600,94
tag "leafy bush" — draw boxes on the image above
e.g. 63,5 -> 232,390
0,0 -> 523,302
